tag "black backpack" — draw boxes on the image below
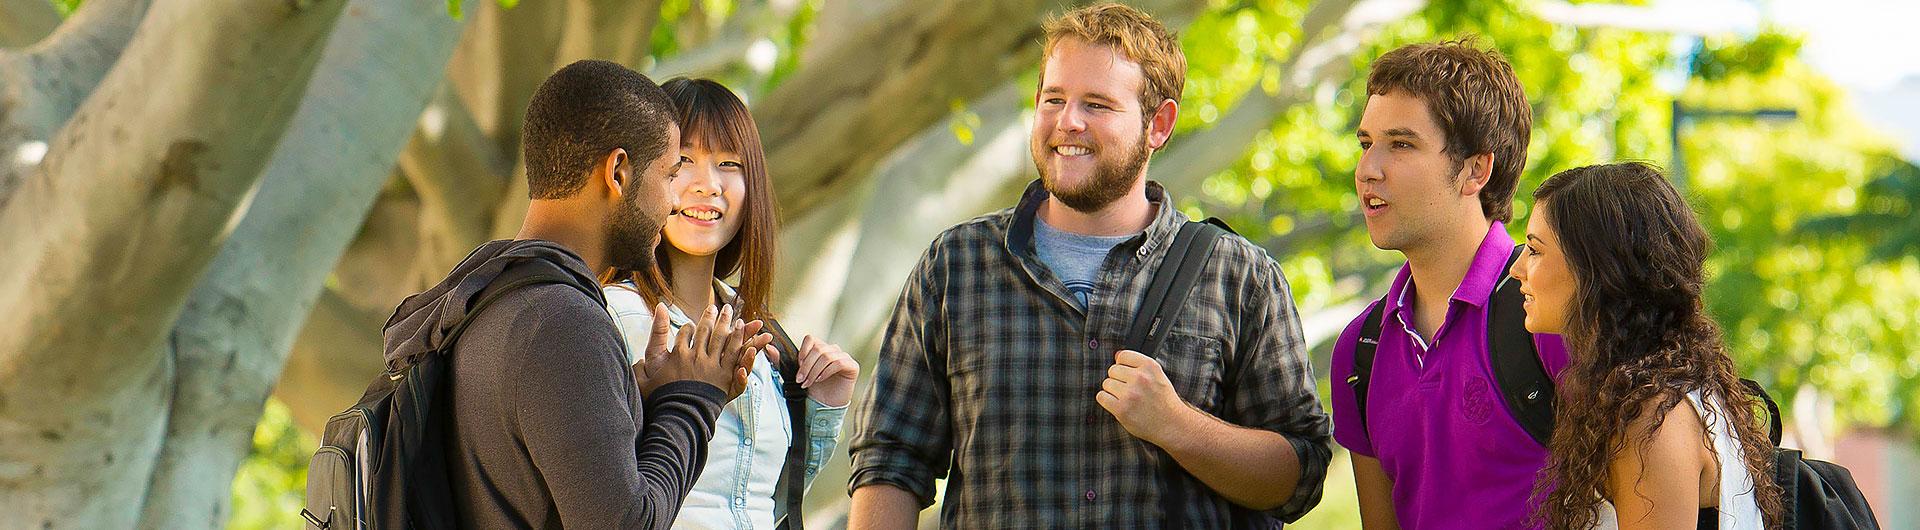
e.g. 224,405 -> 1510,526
1125,218 -> 1287,529
1347,245 -> 1557,446
1742,380 -> 1882,530
301,268 -> 582,530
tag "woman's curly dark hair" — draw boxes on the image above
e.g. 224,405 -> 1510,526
1527,162 -> 1782,529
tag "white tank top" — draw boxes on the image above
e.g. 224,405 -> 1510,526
1592,390 -> 1764,529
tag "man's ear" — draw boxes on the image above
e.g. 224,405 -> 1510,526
1147,98 -> 1178,150
1457,152 -> 1494,197
598,148 -> 630,199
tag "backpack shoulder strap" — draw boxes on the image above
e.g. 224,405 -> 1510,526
763,318 -> 810,530
1124,220 -> 1227,355
1346,301 -> 1388,436
412,266 -> 584,371
1487,245 -> 1556,446
1740,379 -> 1783,446
1126,219 -> 1226,525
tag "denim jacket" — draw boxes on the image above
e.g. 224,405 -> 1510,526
605,280 -> 847,529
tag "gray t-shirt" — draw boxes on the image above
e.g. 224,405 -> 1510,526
1034,217 -> 1137,308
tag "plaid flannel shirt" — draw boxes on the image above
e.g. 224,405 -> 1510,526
848,180 -> 1332,528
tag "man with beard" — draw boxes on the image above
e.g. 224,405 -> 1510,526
846,4 -> 1331,528
382,59 -> 771,528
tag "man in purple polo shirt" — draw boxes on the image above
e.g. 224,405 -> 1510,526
1330,39 -> 1569,530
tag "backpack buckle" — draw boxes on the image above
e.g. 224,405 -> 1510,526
300,506 -> 334,528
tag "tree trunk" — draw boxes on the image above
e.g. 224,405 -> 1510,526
0,0 -> 152,205
0,0 -> 352,526
274,0 -> 675,435
132,1 -> 470,527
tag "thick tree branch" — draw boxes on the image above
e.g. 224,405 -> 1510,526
274,186 -> 427,434
445,0 -> 565,159
133,1 -> 470,527
0,0 -> 153,206
0,0 -> 354,524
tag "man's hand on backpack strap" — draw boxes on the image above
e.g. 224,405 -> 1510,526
1097,349 -> 1196,446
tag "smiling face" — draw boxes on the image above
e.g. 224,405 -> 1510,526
662,140 -> 748,258
1510,199 -> 1577,334
1031,37 -> 1164,213
1354,91 -> 1488,254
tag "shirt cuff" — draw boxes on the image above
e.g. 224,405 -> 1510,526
1263,431 -> 1333,523
848,453 -> 940,508
806,398 -> 849,432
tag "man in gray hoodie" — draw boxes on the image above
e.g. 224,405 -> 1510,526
381,59 -> 768,529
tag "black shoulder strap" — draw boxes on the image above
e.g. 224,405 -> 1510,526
1740,379 -> 1783,446
429,268 -> 583,365
1127,219 -> 1226,526
1487,245 -> 1556,446
1124,220 -> 1228,354
764,318 -> 810,530
1346,301 -> 1388,435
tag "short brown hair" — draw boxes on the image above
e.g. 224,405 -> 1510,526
1041,3 -> 1186,124
1367,38 -> 1532,222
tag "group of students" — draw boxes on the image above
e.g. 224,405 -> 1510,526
379,2 -> 1812,529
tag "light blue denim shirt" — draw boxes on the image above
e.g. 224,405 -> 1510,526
604,280 -> 847,529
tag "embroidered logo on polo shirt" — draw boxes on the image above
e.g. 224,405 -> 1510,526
1462,376 -> 1494,425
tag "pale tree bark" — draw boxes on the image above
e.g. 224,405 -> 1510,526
132,1 -> 472,527
0,0 -> 353,527
277,188 -> 424,432
0,0 -> 152,204
0,0 -> 60,49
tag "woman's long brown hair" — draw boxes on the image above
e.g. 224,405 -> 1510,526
1528,162 -> 1782,529
602,77 -> 778,321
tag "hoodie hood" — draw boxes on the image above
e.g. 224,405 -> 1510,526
381,239 -> 606,370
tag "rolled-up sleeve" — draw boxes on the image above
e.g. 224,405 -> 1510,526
846,244 -> 951,508
1229,260 -> 1333,523
800,399 -> 847,487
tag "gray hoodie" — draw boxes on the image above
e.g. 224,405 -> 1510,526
383,239 -> 724,529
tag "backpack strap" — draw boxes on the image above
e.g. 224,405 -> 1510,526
1487,245 -> 1556,446
1124,219 -> 1227,525
1124,220 -> 1228,356
1345,301 -> 1388,436
1740,378 -> 1783,446
764,318 -> 810,530
393,266 -> 585,373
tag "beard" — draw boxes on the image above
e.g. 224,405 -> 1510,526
1035,128 -> 1150,213
606,189 -> 665,272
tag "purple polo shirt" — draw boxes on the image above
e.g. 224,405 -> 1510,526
1330,222 -> 1570,530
